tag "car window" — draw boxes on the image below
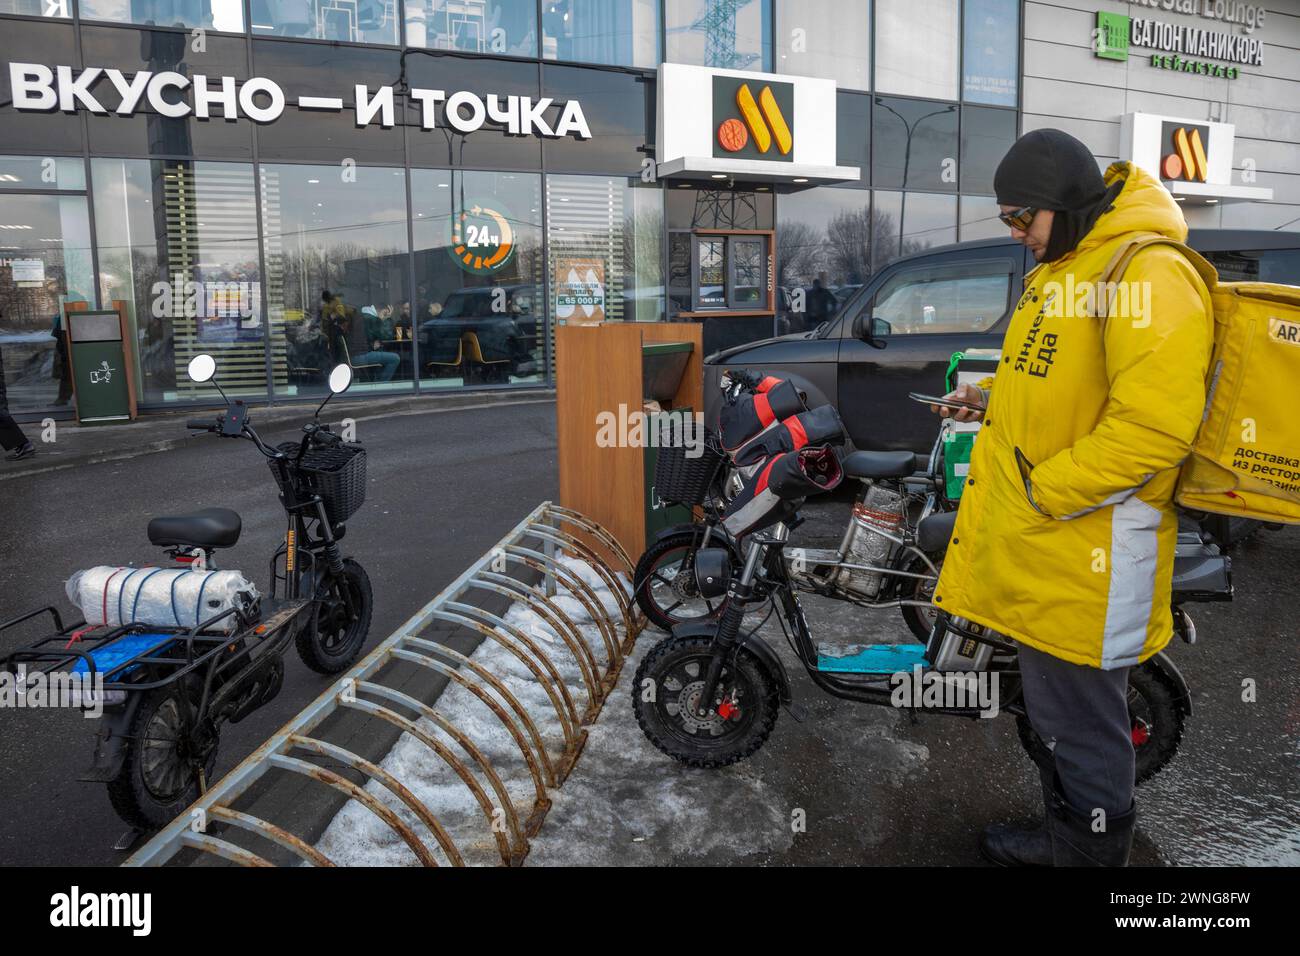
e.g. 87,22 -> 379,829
870,260 -> 1013,335
1198,248 -> 1300,284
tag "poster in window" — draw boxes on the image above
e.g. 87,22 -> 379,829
11,258 -> 45,286
555,257 -> 606,325
962,0 -> 1018,107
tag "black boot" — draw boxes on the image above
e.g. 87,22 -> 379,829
1045,778 -> 1136,867
979,762 -> 1055,867
5,441 -> 34,462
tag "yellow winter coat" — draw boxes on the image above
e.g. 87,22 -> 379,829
933,163 -> 1214,669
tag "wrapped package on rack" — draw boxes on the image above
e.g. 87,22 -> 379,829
65,566 -> 259,633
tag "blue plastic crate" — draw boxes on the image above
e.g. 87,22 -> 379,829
70,632 -> 177,678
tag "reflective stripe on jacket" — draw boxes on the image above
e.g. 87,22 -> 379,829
933,163 -> 1214,669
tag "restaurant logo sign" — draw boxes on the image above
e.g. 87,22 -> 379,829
449,202 -> 515,276
712,76 -> 793,162
7,62 -> 593,138
1160,122 -> 1210,181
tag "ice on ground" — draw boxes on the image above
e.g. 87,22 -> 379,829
314,554 -> 632,866
523,637 -> 795,867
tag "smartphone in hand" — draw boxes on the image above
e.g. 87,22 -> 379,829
908,391 -> 985,413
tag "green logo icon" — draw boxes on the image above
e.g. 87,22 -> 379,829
1095,11 -> 1130,62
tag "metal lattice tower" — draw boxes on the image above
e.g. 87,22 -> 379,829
692,189 -> 759,230
691,0 -> 758,70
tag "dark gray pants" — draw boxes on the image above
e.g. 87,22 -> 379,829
1017,641 -> 1135,816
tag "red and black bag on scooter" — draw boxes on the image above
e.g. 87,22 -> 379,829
730,404 -> 845,468
717,371 -> 807,454
721,445 -> 844,539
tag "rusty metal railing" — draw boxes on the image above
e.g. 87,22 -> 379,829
125,501 -> 641,867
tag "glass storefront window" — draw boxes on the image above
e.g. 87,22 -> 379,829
542,0 -> 658,68
0,0 -> 70,17
837,92 -> 870,187
92,159 -> 262,404
405,0 -> 537,56
872,96 -> 959,193
776,187 -> 872,333
960,105 -> 1017,195
959,194 -> 1005,241
412,168 -> 543,388
667,185 -> 773,231
872,190 -> 956,271
875,0 -> 958,101
666,0 -> 770,71
249,0 -> 395,43
0,155 -> 85,191
776,0 -> 869,92
81,0 -> 245,32
963,0 -> 1019,107
0,191 -> 93,415
548,174 -> 663,326
261,163 -> 411,399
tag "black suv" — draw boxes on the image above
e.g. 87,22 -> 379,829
705,230 -> 1300,452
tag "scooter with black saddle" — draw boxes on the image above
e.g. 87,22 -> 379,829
0,356 -> 373,834
632,422 -> 1233,785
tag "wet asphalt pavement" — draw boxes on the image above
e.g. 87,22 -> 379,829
529,502 -> 1300,867
1,399 -> 1296,866
0,399 -> 558,866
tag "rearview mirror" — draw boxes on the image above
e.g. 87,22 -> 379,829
187,353 -> 216,383
327,363 -> 354,395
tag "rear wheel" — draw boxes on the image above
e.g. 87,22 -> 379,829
632,634 -> 779,768
634,531 -> 730,631
900,552 -> 944,642
107,686 -> 217,830
297,558 -> 373,674
1015,658 -> 1185,785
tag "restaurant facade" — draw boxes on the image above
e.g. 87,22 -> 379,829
0,1 -> 1292,419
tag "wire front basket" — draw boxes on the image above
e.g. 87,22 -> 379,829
654,427 -> 728,507
272,441 -> 367,525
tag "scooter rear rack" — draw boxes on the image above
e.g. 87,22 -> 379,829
1,599 -> 310,694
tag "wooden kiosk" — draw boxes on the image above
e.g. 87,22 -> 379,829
555,321 -> 704,562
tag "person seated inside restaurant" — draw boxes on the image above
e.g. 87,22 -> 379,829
324,294 -> 399,382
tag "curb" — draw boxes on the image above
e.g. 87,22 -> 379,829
0,391 -> 555,483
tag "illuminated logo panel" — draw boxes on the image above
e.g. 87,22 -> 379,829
711,76 -> 794,162
1159,121 -> 1210,182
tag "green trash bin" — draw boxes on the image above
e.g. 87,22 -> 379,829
68,310 -> 133,425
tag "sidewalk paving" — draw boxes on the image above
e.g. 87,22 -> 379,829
1,386 -> 555,482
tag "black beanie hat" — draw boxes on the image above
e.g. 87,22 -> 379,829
993,129 -> 1105,210
994,129 -> 1122,262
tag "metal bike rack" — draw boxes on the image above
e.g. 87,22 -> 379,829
125,502 -> 642,868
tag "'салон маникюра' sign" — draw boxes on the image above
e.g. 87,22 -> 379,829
6,62 -> 593,138
1095,7 -> 1264,79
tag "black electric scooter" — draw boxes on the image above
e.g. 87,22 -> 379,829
1,356 -> 373,832
633,476 -> 1233,786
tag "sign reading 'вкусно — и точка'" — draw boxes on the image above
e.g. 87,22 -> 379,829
6,62 -> 593,139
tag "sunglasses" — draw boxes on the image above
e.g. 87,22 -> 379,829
998,205 -> 1037,231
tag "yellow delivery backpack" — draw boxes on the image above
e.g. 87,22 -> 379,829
1097,235 -> 1300,525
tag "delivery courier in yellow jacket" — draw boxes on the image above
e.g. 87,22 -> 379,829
932,130 -> 1214,868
